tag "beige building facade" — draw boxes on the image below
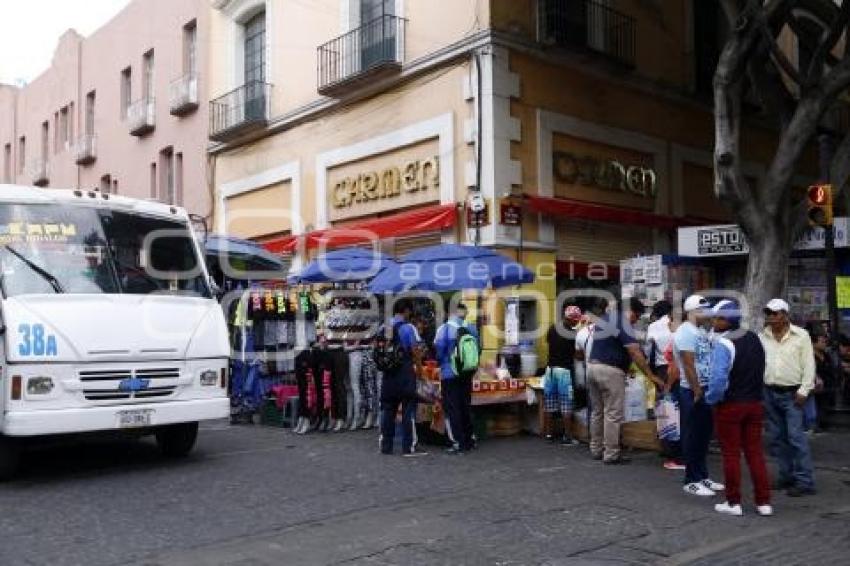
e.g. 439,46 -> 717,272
0,0 -> 212,217
207,0 -> 799,362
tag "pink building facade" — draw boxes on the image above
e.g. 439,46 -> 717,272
0,0 -> 212,218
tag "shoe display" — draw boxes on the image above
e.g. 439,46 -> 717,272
684,482 -> 716,497
756,505 -> 774,516
663,460 -> 686,471
701,479 -> 725,491
786,486 -> 817,497
714,502 -> 743,516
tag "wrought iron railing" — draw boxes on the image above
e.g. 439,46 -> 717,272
209,80 -> 272,141
169,73 -> 199,116
127,97 -> 156,136
317,14 -> 406,94
73,134 -> 97,165
539,0 -> 636,67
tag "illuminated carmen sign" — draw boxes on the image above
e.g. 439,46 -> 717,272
332,156 -> 440,208
553,151 -> 658,198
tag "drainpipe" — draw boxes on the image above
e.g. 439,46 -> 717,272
76,37 -> 83,189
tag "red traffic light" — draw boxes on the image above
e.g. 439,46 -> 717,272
808,185 -> 828,205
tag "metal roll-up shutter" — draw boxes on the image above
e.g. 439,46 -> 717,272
392,232 -> 443,259
556,219 -> 653,265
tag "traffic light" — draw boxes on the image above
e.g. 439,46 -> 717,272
807,184 -> 833,227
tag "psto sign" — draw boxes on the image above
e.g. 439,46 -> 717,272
553,151 -> 658,198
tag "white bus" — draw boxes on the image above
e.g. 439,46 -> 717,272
0,185 -> 230,478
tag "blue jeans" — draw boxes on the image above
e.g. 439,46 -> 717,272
680,388 -> 713,484
764,388 -> 815,490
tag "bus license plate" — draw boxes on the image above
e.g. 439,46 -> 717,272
118,409 -> 152,428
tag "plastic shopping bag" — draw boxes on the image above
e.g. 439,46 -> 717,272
655,395 -> 680,441
416,378 -> 440,404
624,375 -> 647,422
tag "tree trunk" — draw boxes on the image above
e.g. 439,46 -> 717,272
744,228 -> 789,329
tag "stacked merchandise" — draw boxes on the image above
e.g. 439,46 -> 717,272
788,257 -> 829,324
228,285 -> 318,423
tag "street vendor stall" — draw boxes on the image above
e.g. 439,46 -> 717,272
369,244 -> 537,441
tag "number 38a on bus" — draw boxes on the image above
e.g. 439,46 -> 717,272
18,323 -> 58,357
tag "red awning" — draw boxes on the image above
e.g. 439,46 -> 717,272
524,195 -> 700,230
264,203 -> 457,254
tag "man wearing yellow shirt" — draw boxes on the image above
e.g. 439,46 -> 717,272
759,298 -> 816,497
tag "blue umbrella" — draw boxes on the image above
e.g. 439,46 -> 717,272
202,235 -> 288,273
367,244 -> 533,292
290,248 -> 394,284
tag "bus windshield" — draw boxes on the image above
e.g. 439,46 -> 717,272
0,203 -> 210,298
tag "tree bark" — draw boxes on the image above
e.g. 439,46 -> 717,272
744,226 -> 788,330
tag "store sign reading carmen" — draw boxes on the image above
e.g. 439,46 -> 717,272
333,156 -> 440,208
553,151 -> 657,197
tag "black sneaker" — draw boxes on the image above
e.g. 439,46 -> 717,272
445,446 -> 466,455
603,456 -> 632,465
771,479 -> 794,491
560,436 -> 580,446
591,452 -> 604,461
786,486 -> 817,497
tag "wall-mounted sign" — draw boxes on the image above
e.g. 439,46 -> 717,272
499,198 -> 523,226
553,151 -> 657,198
467,198 -> 490,228
677,218 -> 849,257
332,156 -> 439,209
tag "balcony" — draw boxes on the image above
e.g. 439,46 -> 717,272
127,97 -> 156,136
29,158 -> 49,187
317,14 -> 407,96
170,73 -> 199,116
209,80 -> 272,143
74,134 -> 97,166
539,0 -> 636,68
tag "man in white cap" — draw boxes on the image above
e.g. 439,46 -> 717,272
674,294 -> 725,497
760,298 -> 816,497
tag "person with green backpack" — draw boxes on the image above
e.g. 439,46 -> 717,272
435,303 -> 480,454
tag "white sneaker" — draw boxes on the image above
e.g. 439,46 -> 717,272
684,482 -> 716,497
714,502 -> 743,516
756,505 -> 774,517
702,479 -> 725,491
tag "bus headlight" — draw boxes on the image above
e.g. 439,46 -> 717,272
199,370 -> 218,387
27,376 -> 55,395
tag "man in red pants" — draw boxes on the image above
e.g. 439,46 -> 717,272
706,300 -> 772,517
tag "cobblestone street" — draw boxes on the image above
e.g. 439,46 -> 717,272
1,422 -> 848,565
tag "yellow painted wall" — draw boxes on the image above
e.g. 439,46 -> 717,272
225,181 -> 293,239
509,50 -> 790,212
491,0 -> 691,91
209,0 -> 489,121
213,63 -> 474,234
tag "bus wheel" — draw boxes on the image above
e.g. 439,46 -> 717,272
0,436 -> 21,481
155,422 -> 199,458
